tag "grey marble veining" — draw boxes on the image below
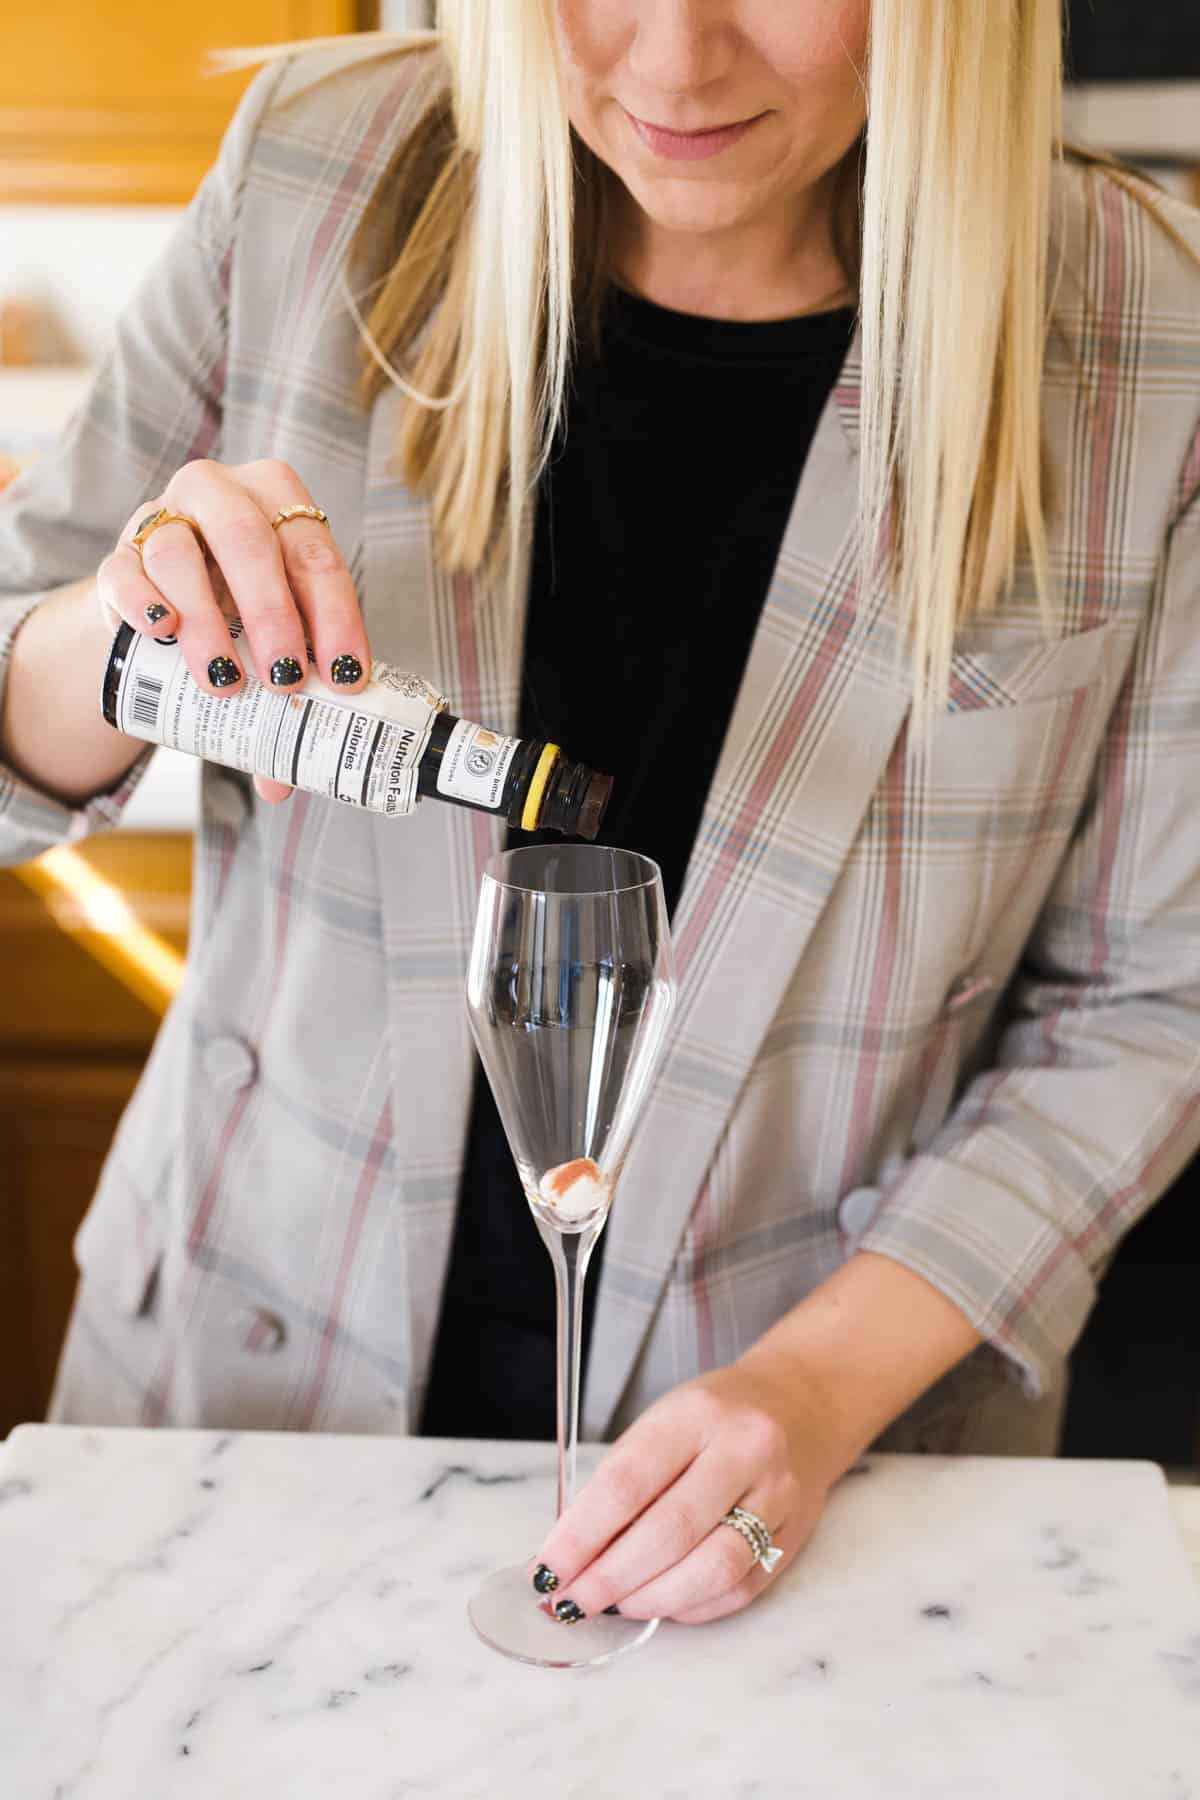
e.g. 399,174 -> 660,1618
0,1426 -> 1197,1798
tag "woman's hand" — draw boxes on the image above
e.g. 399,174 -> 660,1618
98,459 -> 370,802
528,1352 -> 852,1627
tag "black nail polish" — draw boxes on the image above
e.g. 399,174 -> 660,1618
330,654 -> 363,686
207,656 -> 241,688
532,1564 -> 559,1595
270,657 -> 304,687
553,1599 -> 585,1625
602,1605 -> 621,1616
145,602 -> 170,626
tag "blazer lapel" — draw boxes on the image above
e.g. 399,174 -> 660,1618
362,381 -> 526,1419
583,322 -> 913,1437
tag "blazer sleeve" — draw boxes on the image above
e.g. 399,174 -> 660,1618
858,431 -> 1200,1401
0,57 -> 290,865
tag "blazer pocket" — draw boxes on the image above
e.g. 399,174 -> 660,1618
946,618 -> 1124,712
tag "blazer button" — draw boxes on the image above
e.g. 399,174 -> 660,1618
201,1035 -> 258,1092
943,971 -> 997,1015
237,1308 -> 287,1354
838,1186 -> 881,1236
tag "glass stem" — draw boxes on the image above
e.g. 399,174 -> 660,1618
546,1222 -> 600,1518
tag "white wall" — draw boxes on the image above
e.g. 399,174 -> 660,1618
0,205 -> 182,367
380,1 -> 433,24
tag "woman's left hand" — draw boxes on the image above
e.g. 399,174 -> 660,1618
528,1354 -> 852,1627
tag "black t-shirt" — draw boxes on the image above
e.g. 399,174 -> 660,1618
420,284 -> 857,1440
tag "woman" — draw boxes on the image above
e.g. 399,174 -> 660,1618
1,2 -> 1198,1631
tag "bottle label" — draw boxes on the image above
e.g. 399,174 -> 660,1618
111,626 -> 442,817
435,718 -> 520,812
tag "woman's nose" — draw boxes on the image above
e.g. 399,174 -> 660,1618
626,0 -> 738,99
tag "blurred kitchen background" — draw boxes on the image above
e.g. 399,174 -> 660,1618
1,2 -> 1198,1456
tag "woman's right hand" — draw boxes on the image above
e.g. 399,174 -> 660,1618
97,459 -> 371,803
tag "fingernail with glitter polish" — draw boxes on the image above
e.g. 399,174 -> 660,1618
145,602 -> 170,627
207,656 -> 241,689
270,657 -> 304,687
330,654 -> 363,686
553,1599 -> 585,1625
532,1564 -> 559,1595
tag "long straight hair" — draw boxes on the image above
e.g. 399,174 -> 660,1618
214,5 -> 1200,724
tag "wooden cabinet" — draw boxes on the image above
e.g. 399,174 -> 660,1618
0,834 -> 190,1436
0,1 -> 376,204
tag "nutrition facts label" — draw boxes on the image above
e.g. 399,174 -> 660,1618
114,631 -> 441,817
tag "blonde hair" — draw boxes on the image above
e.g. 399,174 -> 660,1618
214,6 -> 1200,723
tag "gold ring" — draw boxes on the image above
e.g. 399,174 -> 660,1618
270,504 -> 330,531
130,507 -> 206,560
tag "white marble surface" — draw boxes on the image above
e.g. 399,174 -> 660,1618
0,1427 -> 1197,1799
1174,1484 -> 1200,1581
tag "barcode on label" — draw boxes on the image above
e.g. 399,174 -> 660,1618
131,673 -> 163,731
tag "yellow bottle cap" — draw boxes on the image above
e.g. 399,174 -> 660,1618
521,743 -> 561,833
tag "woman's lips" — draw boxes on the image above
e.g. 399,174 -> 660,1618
626,109 -> 766,163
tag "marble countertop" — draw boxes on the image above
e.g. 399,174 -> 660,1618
1174,1481 -> 1200,1580
1,1426 -> 1197,1799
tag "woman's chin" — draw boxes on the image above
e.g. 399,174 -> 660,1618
617,178 -> 764,242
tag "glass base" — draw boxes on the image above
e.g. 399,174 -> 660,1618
468,1564 -> 659,1668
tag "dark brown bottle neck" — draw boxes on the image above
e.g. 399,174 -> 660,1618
416,716 -> 610,837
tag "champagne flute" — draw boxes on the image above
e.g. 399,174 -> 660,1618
464,844 -> 676,1668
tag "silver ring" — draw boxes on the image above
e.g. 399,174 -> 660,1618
720,1504 -> 783,1575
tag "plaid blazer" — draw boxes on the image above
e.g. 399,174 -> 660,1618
2,46 -> 1199,1442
